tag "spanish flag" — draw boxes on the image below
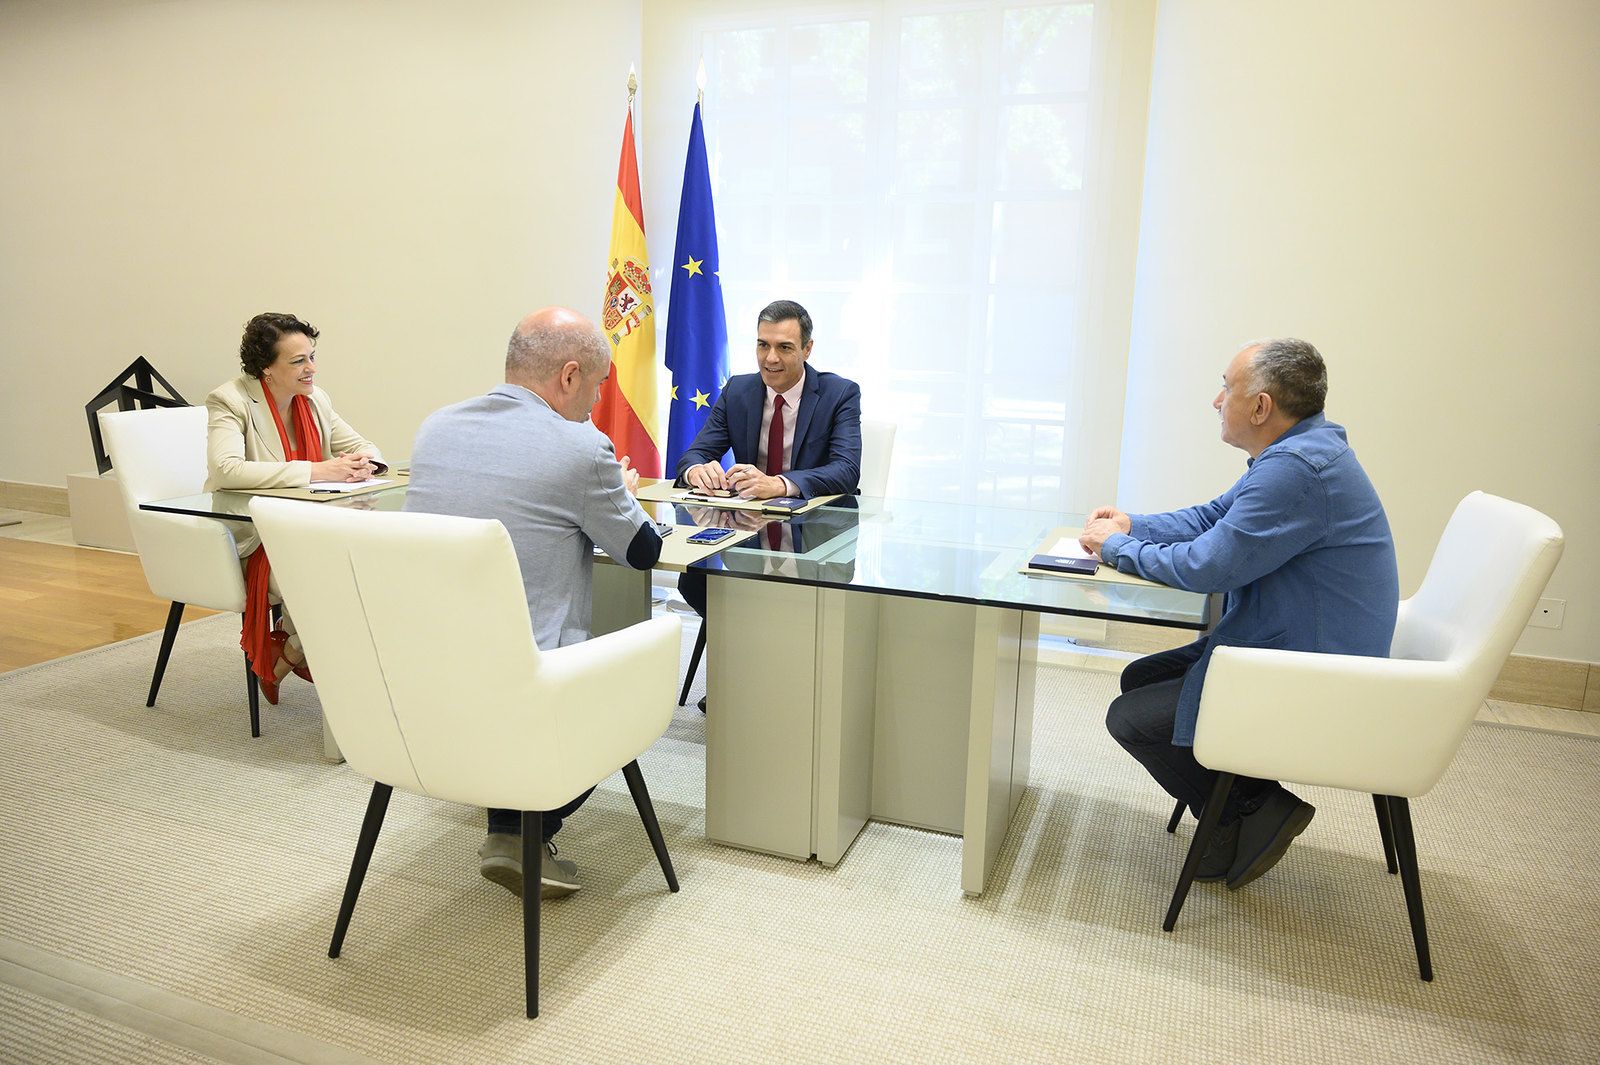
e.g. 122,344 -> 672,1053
593,102 -> 662,476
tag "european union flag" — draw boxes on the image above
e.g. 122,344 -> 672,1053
663,102 -> 729,474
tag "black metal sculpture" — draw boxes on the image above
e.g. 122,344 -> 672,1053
85,357 -> 190,474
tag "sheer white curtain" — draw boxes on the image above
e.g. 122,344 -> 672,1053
648,0 -> 1154,508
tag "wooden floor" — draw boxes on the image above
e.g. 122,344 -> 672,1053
0,538 -> 217,672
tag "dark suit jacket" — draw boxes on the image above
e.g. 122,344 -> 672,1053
673,364 -> 862,498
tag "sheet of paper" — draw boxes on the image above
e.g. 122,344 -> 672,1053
1042,535 -> 1094,559
307,478 -> 392,493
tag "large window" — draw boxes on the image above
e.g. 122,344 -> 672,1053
698,1 -> 1098,507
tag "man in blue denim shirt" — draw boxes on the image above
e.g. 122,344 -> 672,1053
1080,339 -> 1398,889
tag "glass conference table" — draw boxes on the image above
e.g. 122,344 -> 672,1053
143,483 -> 1210,896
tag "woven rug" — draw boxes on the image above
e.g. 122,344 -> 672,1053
1,614 -> 1597,1064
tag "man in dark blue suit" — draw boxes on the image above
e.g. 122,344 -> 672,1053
676,299 -> 861,501
674,300 -> 862,672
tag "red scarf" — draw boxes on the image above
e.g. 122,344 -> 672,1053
241,392 -> 324,686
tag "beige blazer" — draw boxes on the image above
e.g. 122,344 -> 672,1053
205,374 -> 381,554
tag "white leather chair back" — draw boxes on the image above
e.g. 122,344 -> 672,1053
100,407 -> 246,612
1392,491 -> 1565,693
858,419 -> 897,497
251,498 -> 681,811
1194,491 -> 1563,798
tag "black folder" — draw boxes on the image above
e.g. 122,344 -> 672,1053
1028,553 -> 1099,575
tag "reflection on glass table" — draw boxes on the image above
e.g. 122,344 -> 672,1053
691,495 -> 1207,630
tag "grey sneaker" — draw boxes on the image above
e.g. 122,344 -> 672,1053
540,840 -> 581,900
477,834 -> 582,900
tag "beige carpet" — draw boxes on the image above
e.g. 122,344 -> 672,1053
0,983 -> 224,1065
1,614 -> 1598,1064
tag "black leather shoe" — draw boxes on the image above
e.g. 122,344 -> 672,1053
1193,819 -> 1239,882
1226,790 -> 1315,890
698,696 -> 707,714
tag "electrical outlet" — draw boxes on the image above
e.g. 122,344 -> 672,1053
1528,598 -> 1565,629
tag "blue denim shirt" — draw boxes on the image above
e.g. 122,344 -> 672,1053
1100,413 -> 1399,745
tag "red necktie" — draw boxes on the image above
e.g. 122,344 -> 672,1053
765,394 -> 787,477
767,395 -> 786,549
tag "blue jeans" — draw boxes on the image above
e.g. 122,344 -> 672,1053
487,787 -> 595,841
1105,639 -> 1280,824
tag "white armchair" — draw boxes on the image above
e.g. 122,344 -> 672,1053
99,407 -> 264,735
1164,492 -> 1565,981
858,418 -> 897,498
249,497 -> 684,1018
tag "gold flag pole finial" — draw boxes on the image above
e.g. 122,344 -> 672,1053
627,64 -> 638,107
696,56 -> 706,108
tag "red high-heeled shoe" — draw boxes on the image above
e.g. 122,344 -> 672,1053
274,630 -> 313,683
258,662 -> 281,706
260,631 -> 296,703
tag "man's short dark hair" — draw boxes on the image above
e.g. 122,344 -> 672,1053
757,299 -> 813,347
1249,337 -> 1327,420
240,313 -> 318,379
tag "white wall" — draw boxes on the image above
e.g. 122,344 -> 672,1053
1121,0 -> 1599,661
0,0 -> 642,486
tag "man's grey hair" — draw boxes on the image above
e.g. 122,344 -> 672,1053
506,316 -> 610,382
1244,337 -> 1327,420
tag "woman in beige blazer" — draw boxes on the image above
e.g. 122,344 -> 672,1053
207,312 -> 382,704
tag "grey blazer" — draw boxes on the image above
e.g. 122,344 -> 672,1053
404,385 -> 652,651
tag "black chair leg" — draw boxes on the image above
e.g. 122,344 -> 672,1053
622,760 -> 679,892
146,601 -> 185,706
245,655 -> 261,738
678,625 -> 707,707
1166,799 -> 1185,833
329,782 -> 392,959
522,810 -> 545,1019
1163,772 -> 1235,932
1387,796 -> 1433,981
1373,793 -> 1398,875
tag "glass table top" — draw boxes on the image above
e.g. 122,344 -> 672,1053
684,496 -> 1210,629
141,485 -> 1210,630
142,484 -> 412,520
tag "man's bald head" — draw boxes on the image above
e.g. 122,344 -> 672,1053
505,307 -> 611,387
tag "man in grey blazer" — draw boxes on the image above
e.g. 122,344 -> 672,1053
405,307 -> 664,900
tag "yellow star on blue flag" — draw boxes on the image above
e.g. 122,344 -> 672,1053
691,389 -> 711,409
682,256 -> 703,277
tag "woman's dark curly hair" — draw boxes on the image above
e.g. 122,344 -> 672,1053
239,313 -> 319,378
